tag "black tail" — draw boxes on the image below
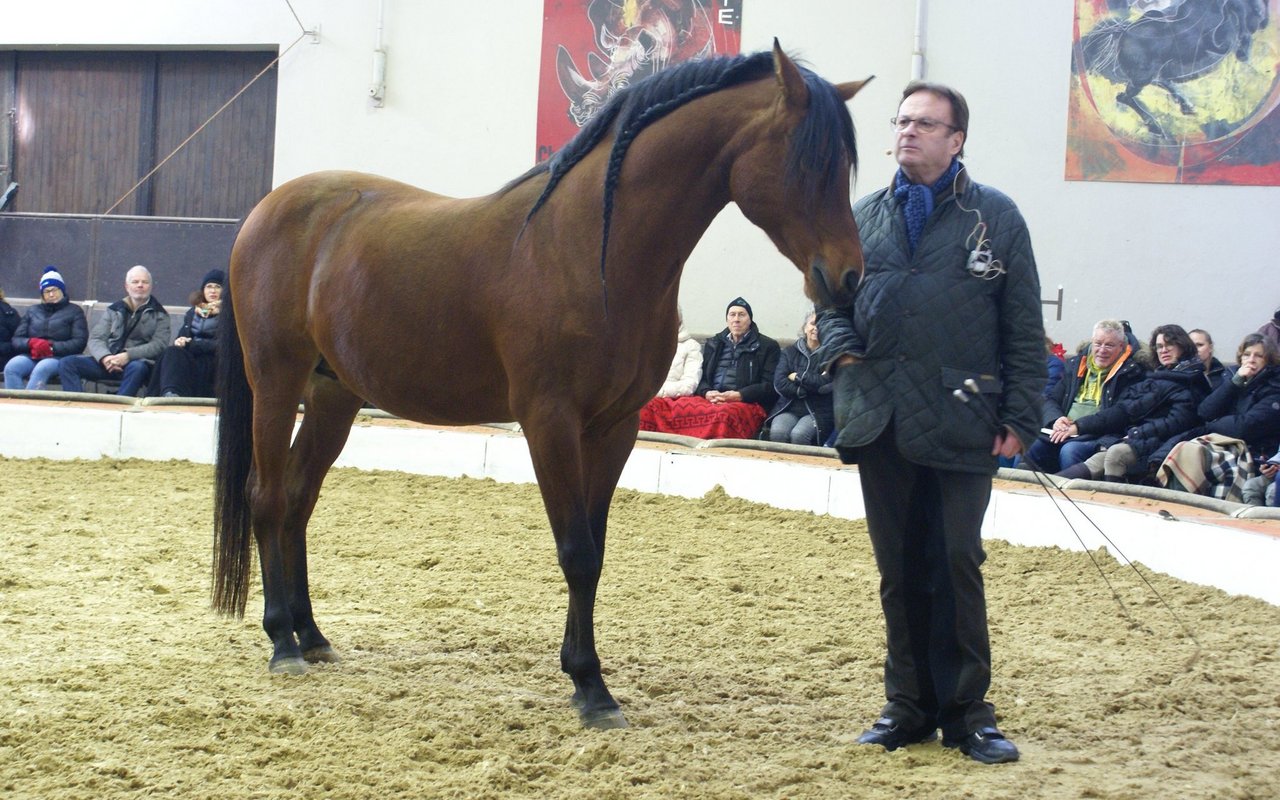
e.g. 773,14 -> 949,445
213,277 -> 255,618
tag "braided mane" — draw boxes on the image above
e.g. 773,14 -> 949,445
512,49 -> 859,311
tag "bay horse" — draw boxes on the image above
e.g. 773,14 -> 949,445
213,42 -> 870,729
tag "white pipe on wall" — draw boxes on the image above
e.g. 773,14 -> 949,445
912,0 -> 926,79
369,0 -> 387,107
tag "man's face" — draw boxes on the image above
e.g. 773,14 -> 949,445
893,90 -> 964,184
125,269 -> 152,305
726,306 -> 751,338
1090,328 -> 1126,369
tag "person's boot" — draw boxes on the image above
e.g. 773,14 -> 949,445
1055,462 -> 1094,480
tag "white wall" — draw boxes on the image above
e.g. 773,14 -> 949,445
5,0 -> 1276,351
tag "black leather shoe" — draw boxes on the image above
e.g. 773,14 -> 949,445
943,726 -> 1020,764
856,717 -> 937,751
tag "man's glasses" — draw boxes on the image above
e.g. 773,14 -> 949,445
890,116 -> 959,134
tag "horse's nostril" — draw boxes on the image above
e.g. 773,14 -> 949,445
842,268 -> 860,295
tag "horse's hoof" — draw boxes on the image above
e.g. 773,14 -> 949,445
580,707 -> 629,730
268,656 -> 308,675
302,645 -> 341,664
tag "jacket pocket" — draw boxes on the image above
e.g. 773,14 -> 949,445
940,366 -> 1002,449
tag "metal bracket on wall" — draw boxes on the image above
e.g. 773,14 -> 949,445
1042,285 -> 1064,322
306,23 -> 321,44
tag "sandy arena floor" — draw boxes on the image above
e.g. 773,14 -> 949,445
1,457 -> 1277,799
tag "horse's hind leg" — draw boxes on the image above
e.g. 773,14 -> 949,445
280,373 -> 365,665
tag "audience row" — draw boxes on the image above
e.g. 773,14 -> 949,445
1,264 -> 222,398
5,270 -> 1277,508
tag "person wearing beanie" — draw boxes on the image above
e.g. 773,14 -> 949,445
0,286 -> 22,365
146,269 -> 224,398
3,266 -> 89,391
641,297 -> 780,439
57,265 -> 170,396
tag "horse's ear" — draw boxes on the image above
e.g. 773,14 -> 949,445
835,76 -> 875,102
772,38 -> 809,110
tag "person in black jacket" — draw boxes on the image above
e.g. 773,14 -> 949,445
4,267 -> 89,391
1056,324 -> 1204,481
695,297 -> 780,414
764,311 -> 833,445
1154,333 -> 1280,497
817,82 -> 1043,765
1189,328 -> 1229,392
147,269 -> 223,397
1026,320 -> 1147,472
0,287 -> 19,365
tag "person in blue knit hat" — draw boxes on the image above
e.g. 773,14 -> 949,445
4,266 -> 89,391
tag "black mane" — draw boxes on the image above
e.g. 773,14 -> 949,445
512,49 -> 859,308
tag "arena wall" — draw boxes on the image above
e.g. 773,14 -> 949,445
1,400 -> 1275,606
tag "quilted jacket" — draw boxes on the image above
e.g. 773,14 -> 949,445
816,170 -> 1045,474
10,297 -> 89,357
695,324 -> 781,410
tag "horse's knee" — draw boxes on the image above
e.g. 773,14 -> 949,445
556,538 -> 602,584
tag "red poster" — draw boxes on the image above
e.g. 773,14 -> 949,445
536,0 -> 743,163
1066,0 -> 1280,186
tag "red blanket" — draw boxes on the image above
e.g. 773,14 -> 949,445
639,396 -> 766,440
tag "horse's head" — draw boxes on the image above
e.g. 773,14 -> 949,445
730,42 -> 872,308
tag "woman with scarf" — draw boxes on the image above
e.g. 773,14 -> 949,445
1025,319 -> 1147,472
147,269 -> 223,398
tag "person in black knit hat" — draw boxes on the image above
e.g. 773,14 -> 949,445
147,269 -> 225,398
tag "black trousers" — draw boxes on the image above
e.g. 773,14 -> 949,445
854,424 -> 997,738
148,345 -> 216,397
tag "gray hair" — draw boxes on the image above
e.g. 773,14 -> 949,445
1093,319 -> 1125,340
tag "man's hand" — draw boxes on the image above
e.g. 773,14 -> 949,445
101,352 -> 130,373
707,390 -> 742,404
1048,416 -> 1077,444
992,425 -> 1023,459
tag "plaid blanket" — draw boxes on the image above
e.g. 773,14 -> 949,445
639,396 -> 766,440
1157,433 -> 1256,503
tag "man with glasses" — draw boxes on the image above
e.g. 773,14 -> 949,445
1028,319 -> 1146,472
817,82 -> 1044,764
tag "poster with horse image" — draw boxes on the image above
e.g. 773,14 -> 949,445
535,0 -> 743,163
1067,0 -> 1280,185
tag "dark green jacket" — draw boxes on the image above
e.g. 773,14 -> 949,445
816,170 -> 1045,474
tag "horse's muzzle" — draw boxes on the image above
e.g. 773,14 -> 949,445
809,260 -> 861,308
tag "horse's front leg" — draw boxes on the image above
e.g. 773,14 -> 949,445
523,418 -> 627,729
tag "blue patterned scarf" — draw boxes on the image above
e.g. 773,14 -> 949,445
893,158 -> 962,255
